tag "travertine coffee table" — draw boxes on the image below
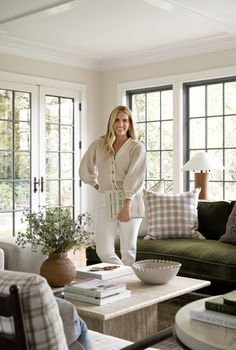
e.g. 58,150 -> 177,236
68,274 -> 210,342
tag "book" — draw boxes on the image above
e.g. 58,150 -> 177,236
205,295 -> 236,316
76,263 -> 133,280
190,306 -> 236,330
64,289 -> 131,305
104,190 -> 145,219
64,278 -> 126,298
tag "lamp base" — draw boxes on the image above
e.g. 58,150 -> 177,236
194,172 -> 209,200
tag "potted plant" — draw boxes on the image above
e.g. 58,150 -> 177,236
16,208 -> 94,287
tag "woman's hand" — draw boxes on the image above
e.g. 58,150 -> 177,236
117,199 -> 132,222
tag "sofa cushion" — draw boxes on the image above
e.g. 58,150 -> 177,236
219,202 -> 236,244
197,200 -> 234,240
0,270 -> 68,350
138,180 -> 165,237
144,188 -> 205,240
135,238 -> 236,284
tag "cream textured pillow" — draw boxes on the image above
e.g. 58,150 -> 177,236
219,202 -> 236,244
144,188 -> 205,240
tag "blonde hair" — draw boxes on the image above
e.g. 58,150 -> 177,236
103,106 -> 137,154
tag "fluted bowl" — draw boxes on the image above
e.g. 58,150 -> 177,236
132,259 -> 181,284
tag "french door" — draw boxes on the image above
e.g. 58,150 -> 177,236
0,82 -> 81,237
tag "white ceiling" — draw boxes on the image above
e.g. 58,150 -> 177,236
0,0 -> 236,71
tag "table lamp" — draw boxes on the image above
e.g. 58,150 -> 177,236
182,151 -> 224,200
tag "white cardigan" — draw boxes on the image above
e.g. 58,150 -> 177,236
79,137 -> 146,201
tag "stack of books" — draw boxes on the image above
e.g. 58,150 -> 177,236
190,290 -> 236,329
76,262 -> 133,280
64,278 -> 131,305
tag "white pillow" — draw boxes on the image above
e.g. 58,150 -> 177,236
144,188 -> 205,240
138,180 -> 165,237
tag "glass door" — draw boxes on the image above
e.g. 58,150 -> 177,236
39,87 -> 81,218
0,82 -> 38,237
0,83 -> 81,238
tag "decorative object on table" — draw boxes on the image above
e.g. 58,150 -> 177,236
104,190 -> 145,219
64,278 -> 131,305
182,151 -> 224,199
223,290 -> 236,305
16,209 -> 94,287
132,259 -> 181,284
76,262 -> 133,280
205,293 -> 236,316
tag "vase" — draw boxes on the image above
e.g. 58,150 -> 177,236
40,252 -> 76,287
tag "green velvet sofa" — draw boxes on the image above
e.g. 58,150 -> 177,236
86,200 -> 236,291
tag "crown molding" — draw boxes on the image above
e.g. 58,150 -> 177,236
0,33 -> 236,72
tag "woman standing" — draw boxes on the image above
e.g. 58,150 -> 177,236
79,106 -> 146,266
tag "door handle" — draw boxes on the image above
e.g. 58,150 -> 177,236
40,177 -> 44,193
33,177 -> 39,193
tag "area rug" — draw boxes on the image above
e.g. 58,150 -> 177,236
151,292 -> 208,350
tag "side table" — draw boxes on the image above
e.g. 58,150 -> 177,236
175,297 -> 236,350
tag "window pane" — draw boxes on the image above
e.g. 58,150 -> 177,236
162,151 -> 173,179
61,180 -> 73,206
132,94 -> 145,122
61,126 -> 73,152
0,181 -> 12,210
225,149 -> 236,181
147,92 -> 160,121
208,149 -> 223,181
0,90 -> 12,120
189,119 -> 205,149
0,120 -> 12,150
0,212 -> 12,237
15,181 -> 30,210
61,153 -> 73,179
15,122 -> 30,150
147,151 -> 160,179
207,84 -> 223,116
225,116 -> 236,147
209,182 -> 223,200
46,153 -> 59,179
46,96 -> 59,123
161,121 -> 173,150
46,124 -> 59,151
15,92 -> 30,122
61,98 -> 73,124
0,152 -> 12,179
136,123 -> 145,144
207,117 -> 223,148
15,211 -> 27,233
46,181 -> 59,207
189,86 -> 205,117
147,122 -> 160,150
225,182 -> 236,200
15,152 -> 30,179
225,82 -> 236,115
161,90 -> 173,120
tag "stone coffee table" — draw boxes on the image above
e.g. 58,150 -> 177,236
66,273 -> 210,342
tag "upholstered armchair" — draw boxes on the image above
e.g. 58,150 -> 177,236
0,270 -> 87,350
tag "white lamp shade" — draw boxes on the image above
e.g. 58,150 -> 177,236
182,151 -> 224,171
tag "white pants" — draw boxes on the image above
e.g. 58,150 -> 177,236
95,193 -> 142,266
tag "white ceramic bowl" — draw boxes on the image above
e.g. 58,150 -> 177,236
132,259 -> 181,284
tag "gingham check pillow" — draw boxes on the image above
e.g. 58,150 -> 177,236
0,270 -> 68,350
144,188 -> 205,240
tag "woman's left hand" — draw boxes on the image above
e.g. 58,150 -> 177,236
117,199 -> 132,222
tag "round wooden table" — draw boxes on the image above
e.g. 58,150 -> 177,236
175,297 -> 236,350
